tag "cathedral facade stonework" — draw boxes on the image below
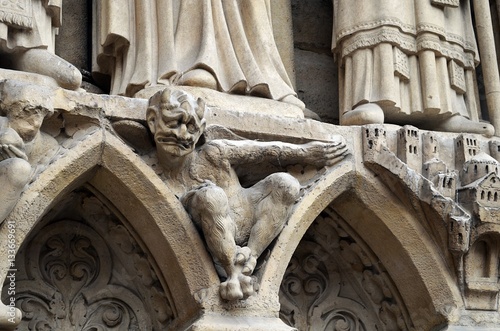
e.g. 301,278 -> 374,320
0,1 -> 500,330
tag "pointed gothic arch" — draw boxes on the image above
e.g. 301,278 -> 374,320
260,167 -> 464,330
0,130 -> 218,328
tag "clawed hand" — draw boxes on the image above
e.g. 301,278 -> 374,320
305,140 -> 349,167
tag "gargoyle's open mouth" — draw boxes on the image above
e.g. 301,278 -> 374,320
156,136 -> 193,149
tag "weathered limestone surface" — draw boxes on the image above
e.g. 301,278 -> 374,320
1,1 -> 500,330
0,80 -> 497,330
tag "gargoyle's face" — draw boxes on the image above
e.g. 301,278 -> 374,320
148,96 -> 205,158
8,107 -> 45,142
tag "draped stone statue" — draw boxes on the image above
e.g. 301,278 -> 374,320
93,0 -> 304,108
0,0 -> 82,89
333,0 -> 495,136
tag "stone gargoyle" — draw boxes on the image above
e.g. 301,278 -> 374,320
0,96 -> 59,224
146,87 -> 349,301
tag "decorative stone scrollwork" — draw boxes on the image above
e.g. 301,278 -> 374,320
2,189 -> 174,330
280,210 -> 412,331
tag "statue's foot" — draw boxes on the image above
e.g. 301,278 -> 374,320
220,278 -> 244,301
178,69 -> 217,90
0,301 -> 21,329
341,103 -> 384,126
281,95 -> 305,110
14,49 -> 82,90
431,115 -> 495,137
239,274 -> 254,298
303,108 -> 321,121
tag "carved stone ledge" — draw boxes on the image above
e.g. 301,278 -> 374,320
187,314 -> 295,331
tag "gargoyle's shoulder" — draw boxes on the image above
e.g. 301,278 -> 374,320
203,125 -> 245,141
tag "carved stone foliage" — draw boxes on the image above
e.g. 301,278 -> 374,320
279,210 -> 412,331
2,188 -> 174,330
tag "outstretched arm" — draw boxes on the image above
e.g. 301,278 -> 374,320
205,137 -> 348,168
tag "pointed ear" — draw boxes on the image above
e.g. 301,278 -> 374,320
160,88 -> 172,104
196,97 -> 206,120
146,107 -> 157,134
199,118 -> 206,134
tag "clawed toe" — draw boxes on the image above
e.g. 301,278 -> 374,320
239,274 -> 254,298
235,246 -> 252,265
242,255 -> 257,276
220,279 -> 244,301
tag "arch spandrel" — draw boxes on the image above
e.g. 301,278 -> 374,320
261,168 -> 464,330
0,130 -> 219,328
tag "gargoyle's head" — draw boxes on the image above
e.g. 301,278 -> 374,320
2,105 -> 50,143
147,88 -> 206,158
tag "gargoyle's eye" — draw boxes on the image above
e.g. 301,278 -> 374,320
164,119 -> 179,128
187,122 -> 198,133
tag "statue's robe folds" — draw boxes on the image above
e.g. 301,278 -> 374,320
0,0 -> 61,52
93,0 -> 296,101
333,0 -> 480,124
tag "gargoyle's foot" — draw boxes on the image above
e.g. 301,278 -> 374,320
242,255 -> 257,276
341,103 -> 384,126
235,246 -> 257,276
220,277 -> 244,301
178,69 -> 217,90
239,274 -> 254,298
219,247 -> 258,300
235,246 -> 252,265
431,114 -> 495,137
14,49 -> 82,90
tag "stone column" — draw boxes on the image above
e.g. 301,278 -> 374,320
473,0 -> 500,135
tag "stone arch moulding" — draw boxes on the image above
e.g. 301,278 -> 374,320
259,167 -> 464,330
0,130 -> 219,329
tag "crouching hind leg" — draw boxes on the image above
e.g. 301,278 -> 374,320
181,184 -> 254,300
243,173 -> 301,275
